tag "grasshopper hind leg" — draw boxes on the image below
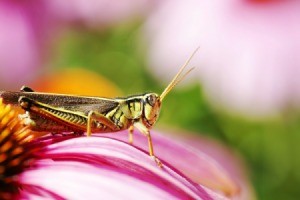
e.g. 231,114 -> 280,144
73,131 -> 84,136
18,96 -> 87,134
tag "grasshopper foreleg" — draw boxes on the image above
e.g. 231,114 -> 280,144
134,122 -> 162,167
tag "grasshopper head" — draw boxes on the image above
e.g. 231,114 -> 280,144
142,93 -> 161,128
141,48 -> 198,128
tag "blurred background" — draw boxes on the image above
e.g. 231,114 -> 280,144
1,0 -> 300,199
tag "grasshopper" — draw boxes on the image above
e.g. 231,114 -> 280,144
0,50 -> 196,166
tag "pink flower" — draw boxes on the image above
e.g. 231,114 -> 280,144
105,131 -> 254,199
0,1 -> 53,89
47,0 -> 155,28
142,0 -> 300,117
0,1 -> 154,89
0,98 -> 253,199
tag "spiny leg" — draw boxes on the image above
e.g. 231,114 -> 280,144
51,132 -> 61,136
51,132 -> 70,137
87,110 -> 119,136
51,131 -> 84,137
73,131 -> 84,136
134,122 -> 162,167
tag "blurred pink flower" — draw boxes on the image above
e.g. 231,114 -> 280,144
1,99 -> 253,199
47,0 -> 155,28
0,0 -> 155,89
0,1 -> 53,89
143,0 -> 300,117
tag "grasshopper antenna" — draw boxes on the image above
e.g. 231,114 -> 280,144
160,47 -> 199,101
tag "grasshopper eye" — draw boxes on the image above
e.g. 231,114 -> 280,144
146,94 -> 157,107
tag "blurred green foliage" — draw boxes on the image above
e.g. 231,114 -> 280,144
50,25 -> 300,200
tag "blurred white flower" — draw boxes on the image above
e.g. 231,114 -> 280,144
143,0 -> 300,117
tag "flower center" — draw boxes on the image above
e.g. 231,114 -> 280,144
0,99 -> 37,199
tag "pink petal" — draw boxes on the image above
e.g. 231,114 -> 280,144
0,1 -> 56,89
0,2 -> 39,88
20,136 -> 223,199
105,130 -> 254,199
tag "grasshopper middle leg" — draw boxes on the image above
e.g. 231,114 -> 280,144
87,111 -> 119,136
128,125 -> 134,144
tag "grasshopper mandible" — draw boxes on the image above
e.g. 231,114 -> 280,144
0,50 -> 196,166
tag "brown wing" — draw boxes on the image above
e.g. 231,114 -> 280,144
0,91 -> 119,114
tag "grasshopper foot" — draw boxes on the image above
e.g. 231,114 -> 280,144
150,156 -> 163,168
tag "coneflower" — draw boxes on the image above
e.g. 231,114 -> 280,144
0,98 -> 253,199
0,99 -> 71,199
0,98 -> 41,199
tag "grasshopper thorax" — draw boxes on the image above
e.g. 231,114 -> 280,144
141,93 -> 161,128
